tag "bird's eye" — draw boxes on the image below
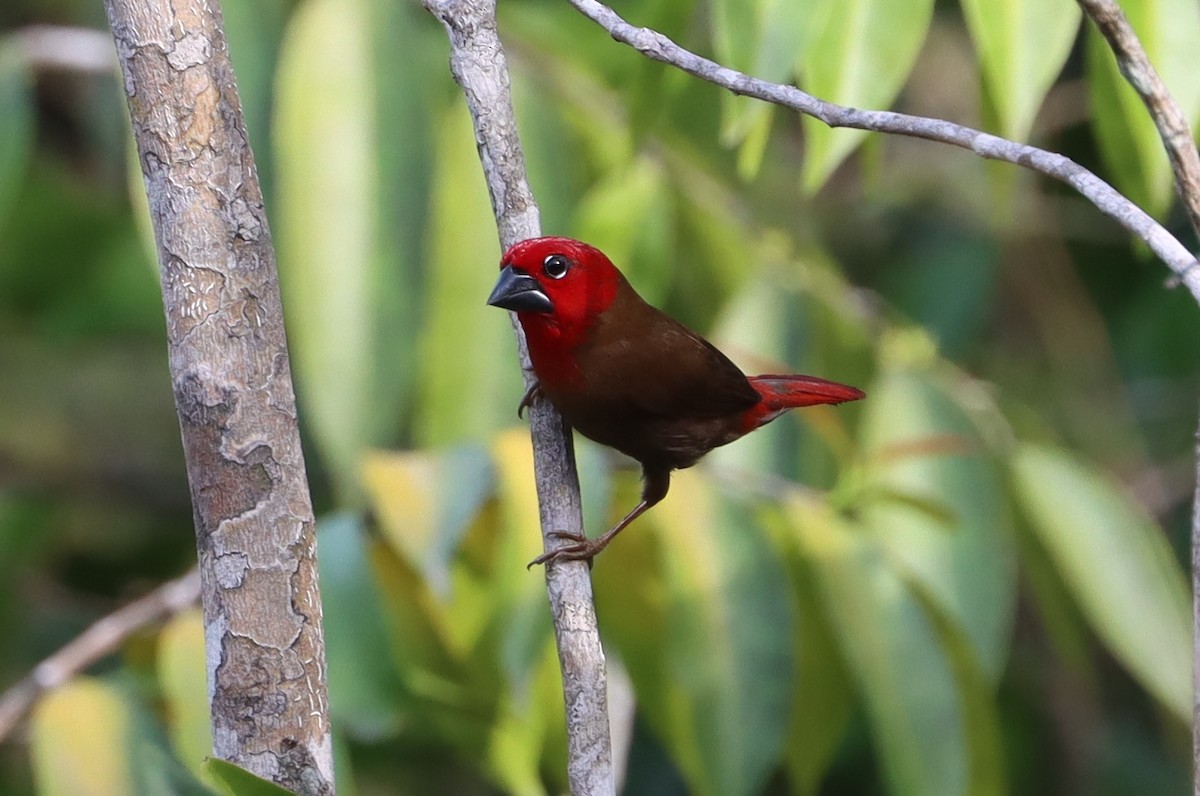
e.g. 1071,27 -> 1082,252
542,254 -> 571,280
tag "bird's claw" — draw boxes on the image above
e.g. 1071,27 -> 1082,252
527,531 -> 596,569
517,382 -> 543,419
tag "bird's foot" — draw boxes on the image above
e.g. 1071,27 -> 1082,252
527,531 -> 598,569
517,382 -> 543,419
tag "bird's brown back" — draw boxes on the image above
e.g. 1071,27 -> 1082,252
542,276 -> 761,470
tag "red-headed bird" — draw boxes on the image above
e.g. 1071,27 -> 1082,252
488,237 -> 864,566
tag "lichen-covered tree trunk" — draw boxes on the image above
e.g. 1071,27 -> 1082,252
102,0 -> 334,792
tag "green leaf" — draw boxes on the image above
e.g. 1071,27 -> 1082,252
789,499 -> 968,796
317,512 -> 404,740
572,156 -> 675,305
799,0 -> 934,192
1087,0 -> 1200,215
921,592 -> 1007,796
158,609 -> 213,782
363,443 -> 506,683
30,678 -> 142,796
489,429 -> 557,680
712,0 -> 817,176
644,471 -> 793,796
415,100 -> 524,446
204,759 -> 296,796
1011,444 -> 1190,722
361,446 -> 493,591
274,0 -> 381,495
484,641 -> 565,796
0,43 -> 32,230
960,0 -> 1080,141
859,368 -> 1017,681
778,522 -> 853,796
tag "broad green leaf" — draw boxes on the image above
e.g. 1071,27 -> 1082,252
275,0 -> 379,494
513,87 -> 577,238
484,641 -> 565,796
1087,0 -> 1200,215
646,471 -> 793,796
707,272 -> 793,478
572,156 -> 675,305
774,511 -> 853,796
859,367 -> 1017,681
960,0 -> 1080,141
364,0 -> 437,430
938,618 -> 1006,796
712,0 -> 817,176
789,499 -> 968,796
675,189 -> 758,299
158,610 -> 213,782
708,248 -> 871,488
0,44 -> 32,230
204,759 -> 296,796
800,0 -> 934,192
1011,444 -> 1190,722
415,101 -> 523,446
30,678 -> 141,796
317,512 -> 404,739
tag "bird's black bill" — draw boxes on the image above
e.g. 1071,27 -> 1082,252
487,266 -> 554,314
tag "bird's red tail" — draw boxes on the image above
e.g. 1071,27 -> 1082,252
742,375 -> 865,431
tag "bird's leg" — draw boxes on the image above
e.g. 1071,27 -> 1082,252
528,467 -> 671,568
517,381 -> 543,419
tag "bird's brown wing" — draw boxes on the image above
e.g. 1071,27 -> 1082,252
573,292 -> 761,420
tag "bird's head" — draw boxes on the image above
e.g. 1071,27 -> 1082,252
487,237 -> 622,343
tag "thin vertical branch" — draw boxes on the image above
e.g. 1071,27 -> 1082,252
1077,0 -> 1200,243
102,0 -> 334,792
422,0 -> 614,792
1073,4 -> 1200,789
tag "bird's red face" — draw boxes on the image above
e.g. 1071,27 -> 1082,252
487,236 -> 621,348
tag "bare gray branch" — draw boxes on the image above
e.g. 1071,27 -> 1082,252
566,0 -> 1200,304
422,0 -> 615,792
0,570 -> 200,744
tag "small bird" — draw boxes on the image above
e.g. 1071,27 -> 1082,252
487,237 -> 864,567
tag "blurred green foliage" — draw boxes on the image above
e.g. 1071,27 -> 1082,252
1,0 -> 1199,793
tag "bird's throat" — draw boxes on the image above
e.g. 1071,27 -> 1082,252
520,314 -> 587,390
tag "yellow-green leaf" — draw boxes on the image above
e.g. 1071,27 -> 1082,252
961,0 -> 1081,141
30,678 -> 140,796
789,499 -> 968,796
859,368 -> 1017,680
1011,444 -> 1190,722
646,471 -> 793,796
800,0 -> 934,192
712,0 -> 818,176
415,101 -> 523,446
158,610 -> 213,781
572,156 -> 674,305
275,0 -> 378,494
204,758 -> 296,796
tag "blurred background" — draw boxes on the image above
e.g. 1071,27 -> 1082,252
0,0 -> 1198,793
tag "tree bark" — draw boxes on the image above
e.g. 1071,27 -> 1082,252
102,1 -> 334,793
